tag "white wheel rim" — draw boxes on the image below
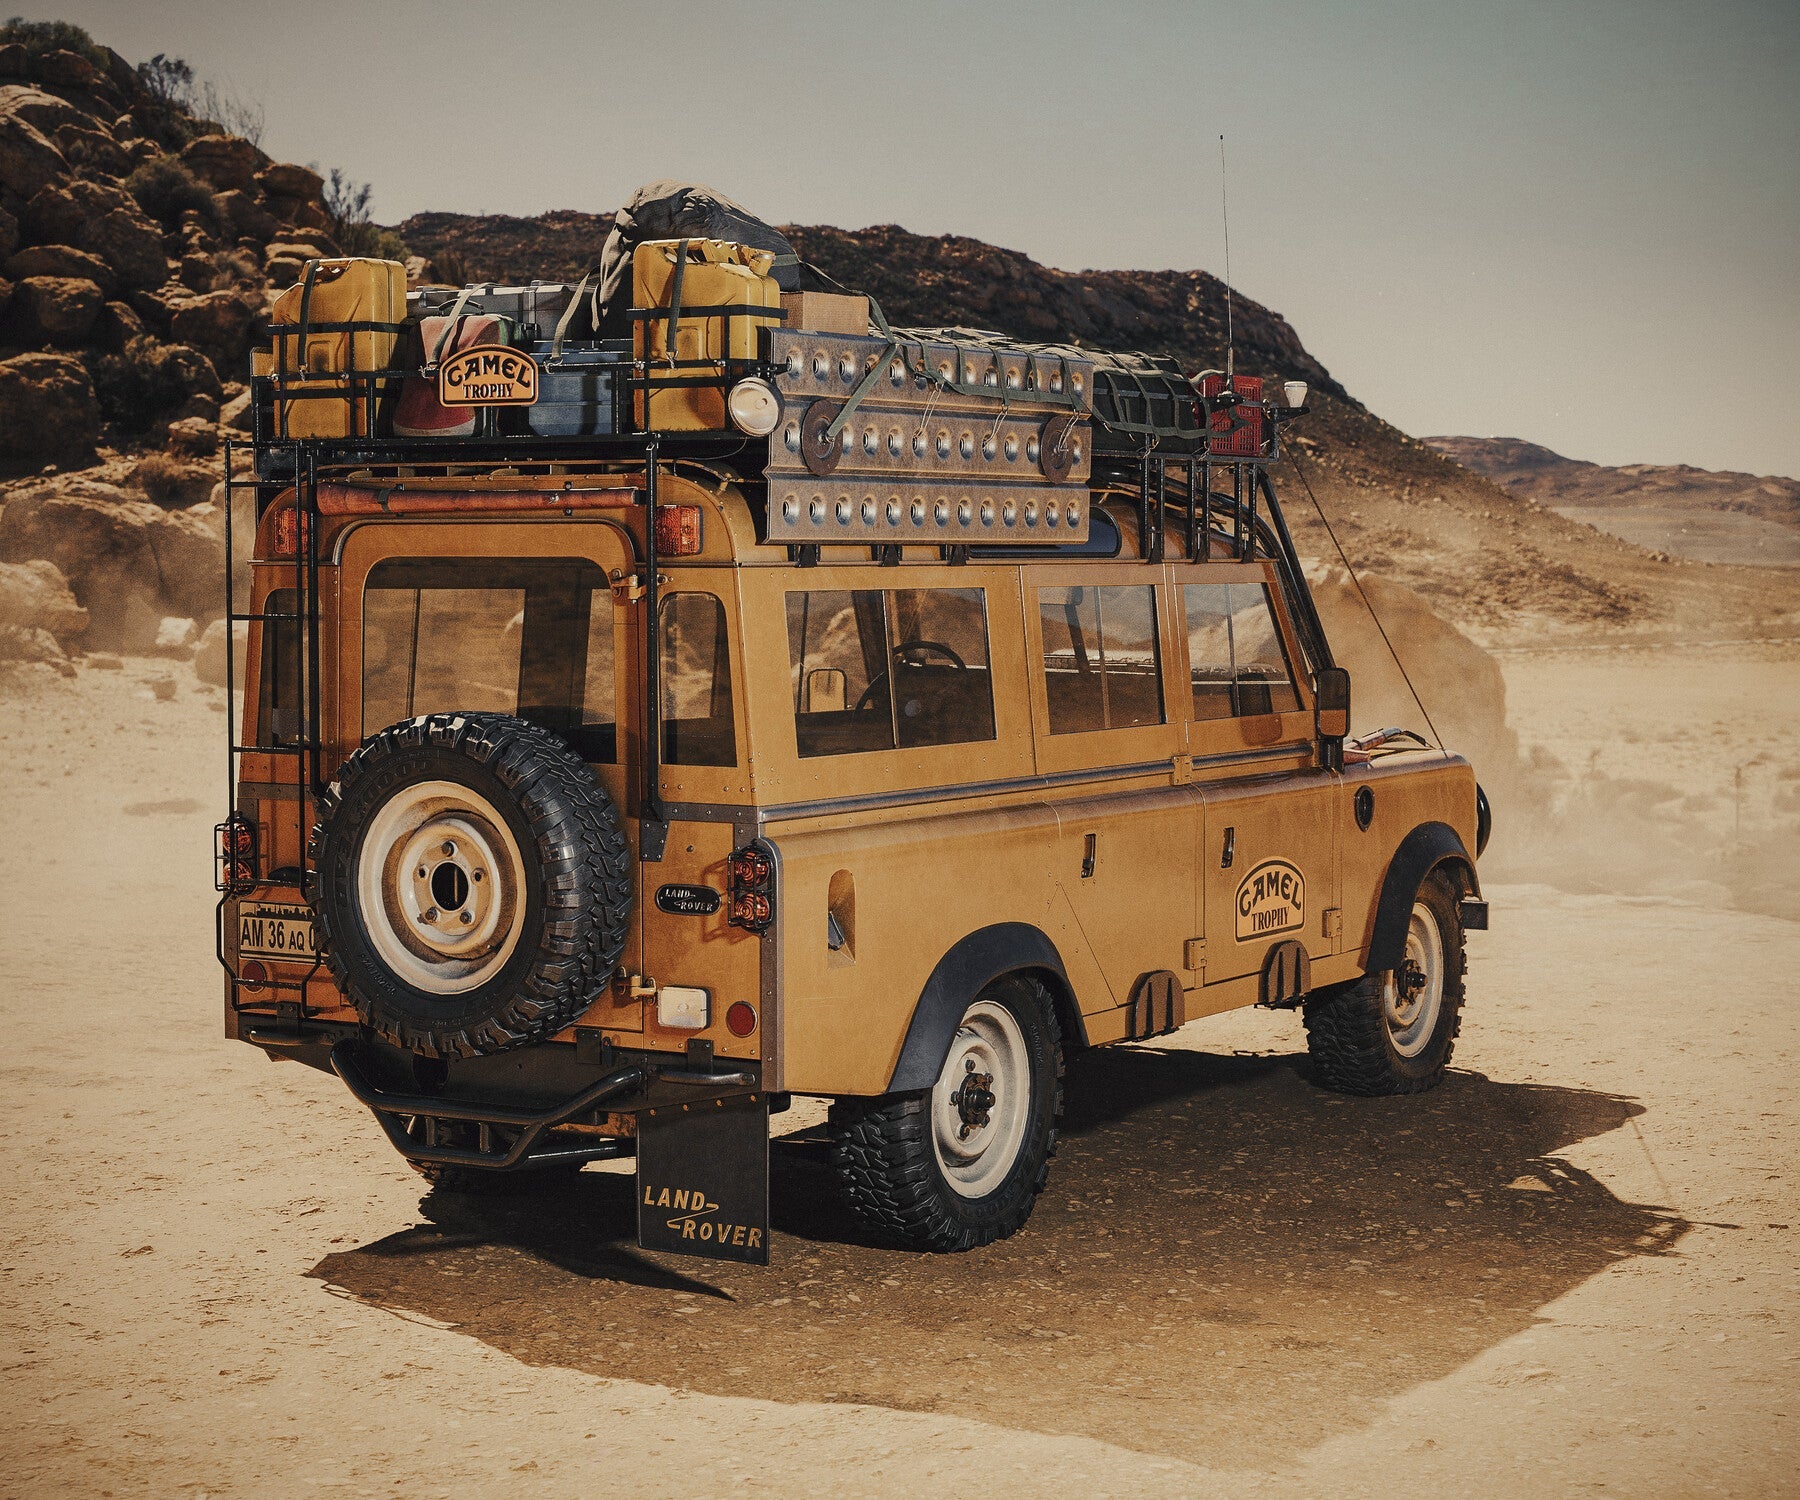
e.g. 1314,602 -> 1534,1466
931,998 -> 1032,1199
1382,900 -> 1444,1058
355,780 -> 527,995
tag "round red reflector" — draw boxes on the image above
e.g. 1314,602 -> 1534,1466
726,1001 -> 757,1037
240,960 -> 268,990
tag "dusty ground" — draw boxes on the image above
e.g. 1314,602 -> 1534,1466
1,649 -> 1796,1498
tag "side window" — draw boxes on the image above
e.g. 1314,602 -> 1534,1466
1183,583 -> 1301,720
1037,584 -> 1164,734
786,587 -> 995,758
659,591 -> 736,766
256,588 -> 301,747
362,559 -> 615,761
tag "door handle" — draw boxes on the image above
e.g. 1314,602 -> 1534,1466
1080,832 -> 1097,879
1221,825 -> 1235,869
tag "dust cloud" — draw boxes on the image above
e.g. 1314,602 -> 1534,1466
1312,569 -> 1800,922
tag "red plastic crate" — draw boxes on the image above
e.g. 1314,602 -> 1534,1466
1199,373 -> 1264,457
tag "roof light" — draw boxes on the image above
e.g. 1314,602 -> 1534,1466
726,377 -> 782,437
1282,380 -> 1308,409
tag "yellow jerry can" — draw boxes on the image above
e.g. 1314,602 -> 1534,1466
265,258 -> 407,438
632,239 -> 780,430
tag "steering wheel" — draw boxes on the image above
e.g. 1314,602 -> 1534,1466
853,639 -> 967,712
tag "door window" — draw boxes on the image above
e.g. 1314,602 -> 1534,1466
659,591 -> 737,767
1037,584 -> 1164,733
785,587 -> 995,758
1183,582 -> 1300,719
362,558 -> 616,761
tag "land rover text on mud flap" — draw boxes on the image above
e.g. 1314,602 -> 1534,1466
216,247 -> 1489,1266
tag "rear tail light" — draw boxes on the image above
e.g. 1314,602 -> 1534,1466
215,815 -> 259,893
726,841 -> 775,934
726,1001 -> 757,1037
654,503 -> 703,556
239,959 -> 268,991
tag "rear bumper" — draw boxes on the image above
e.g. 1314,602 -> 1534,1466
330,1038 -> 647,1171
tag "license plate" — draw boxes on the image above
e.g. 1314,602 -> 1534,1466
237,902 -> 317,962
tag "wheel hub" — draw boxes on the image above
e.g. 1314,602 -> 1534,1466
357,781 -> 526,995
948,1060 -> 996,1140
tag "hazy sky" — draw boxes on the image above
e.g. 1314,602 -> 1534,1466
34,0 -> 1800,478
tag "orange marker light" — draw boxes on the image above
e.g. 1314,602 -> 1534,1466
654,503 -> 703,556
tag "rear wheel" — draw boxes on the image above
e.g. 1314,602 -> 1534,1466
1303,870 -> 1466,1095
827,975 -> 1062,1251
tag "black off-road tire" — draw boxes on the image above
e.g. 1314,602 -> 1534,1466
826,975 -> 1063,1252
1303,869 -> 1467,1095
310,712 -> 630,1060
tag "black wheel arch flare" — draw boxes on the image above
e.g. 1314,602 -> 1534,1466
1367,820 -> 1479,974
886,922 -> 1086,1093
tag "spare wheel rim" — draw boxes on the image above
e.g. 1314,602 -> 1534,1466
356,779 -> 528,995
1382,899 -> 1444,1058
931,998 -> 1032,1199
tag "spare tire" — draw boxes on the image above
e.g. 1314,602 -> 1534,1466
309,712 -> 631,1059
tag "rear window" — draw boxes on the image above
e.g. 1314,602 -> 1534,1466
659,591 -> 737,767
1183,582 -> 1300,719
1037,584 -> 1164,733
361,558 -> 616,761
785,587 -> 995,758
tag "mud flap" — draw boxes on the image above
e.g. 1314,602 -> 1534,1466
635,1093 -> 771,1265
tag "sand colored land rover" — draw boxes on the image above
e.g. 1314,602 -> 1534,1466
218,250 -> 1488,1264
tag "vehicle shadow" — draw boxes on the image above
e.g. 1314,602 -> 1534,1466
310,1045 -> 1687,1468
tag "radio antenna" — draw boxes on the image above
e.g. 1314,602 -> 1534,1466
1219,133 -> 1234,383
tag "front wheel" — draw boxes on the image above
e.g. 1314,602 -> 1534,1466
827,975 -> 1063,1251
1303,869 -> 1467,1095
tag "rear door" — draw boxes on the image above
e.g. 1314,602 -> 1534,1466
339,517 -> 648,1030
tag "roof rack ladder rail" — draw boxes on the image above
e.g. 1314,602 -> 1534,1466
640,439 -> 668,861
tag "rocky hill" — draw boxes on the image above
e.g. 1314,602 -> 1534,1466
1424,435 -> 1800,568
1,17 -> 1793,684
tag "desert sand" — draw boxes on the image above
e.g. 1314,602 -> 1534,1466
1,642 -> 1795,1498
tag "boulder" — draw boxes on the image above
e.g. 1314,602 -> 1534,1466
264,237 -> 334,263
179,133 -> 262,194
152,614 -> 198,656
219,387 -> 254,433
0,203 -> 16,260
0,620 -> 70,670
23,179 -> 169,292
176,251 -> 217,292
0,351 -> 99,464
92,296 -> 144,352
51,120 -> 131,177
3,274 -> 104,345
0,83 -> 90,137
0,275 -> 11,322
192,616 -> 244,686
256,162 -> 323,200
0,479 -> 224,647
0,44 -> 26,80
33,49 -> 102,92
4,241 -> 114,293
169,287 -> 256,374
0,101 -> 66,200
268,195 -> 332,235
213,188 -> 276,244
0,556 -> 88,644
164,414 -> 219,457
